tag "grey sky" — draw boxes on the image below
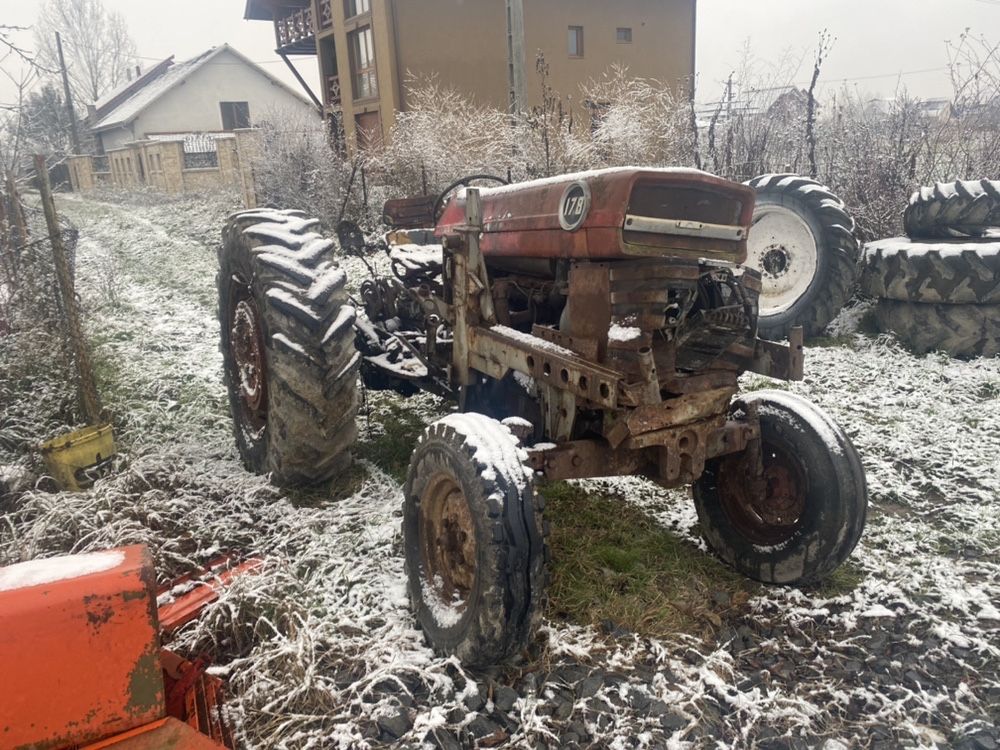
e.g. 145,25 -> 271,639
1,0 -> 997,108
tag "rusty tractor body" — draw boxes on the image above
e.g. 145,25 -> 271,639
221,165 -> 867,666
368,168 -> 801,487
0,546 -> 240,749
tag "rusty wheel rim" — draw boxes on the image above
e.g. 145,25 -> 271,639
419,472 -> 477,617
718,443 -> 806,546
229,290 -> 267,433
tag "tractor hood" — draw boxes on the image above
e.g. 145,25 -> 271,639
436,167 -> 755,263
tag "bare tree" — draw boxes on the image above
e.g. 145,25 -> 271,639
34,0 -> 137,106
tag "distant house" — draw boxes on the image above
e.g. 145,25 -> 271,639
242,0 -> 698,152
87,43 -> 317,153
67,44 -> 317,199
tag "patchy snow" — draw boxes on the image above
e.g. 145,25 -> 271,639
609,323 -> 643,342
2,192 -> 998,749
389,244 -> 443,274
865,236 -> 1000,257
474,166 -> 711,198
437,412 -> 532,489
421,574 -> 465,628
490,324 -> 577,358
0,549 -> 124,592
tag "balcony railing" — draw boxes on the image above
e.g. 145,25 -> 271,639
319,0 -> 333,29
276,7 -> 315,48
326,75 -> 342,108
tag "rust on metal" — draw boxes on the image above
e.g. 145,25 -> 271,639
232,299 -> 266,413
437,168 -> 755,264
468,325 -> 625,410
750,326 -> 805,381
419,472 -> 477,613
78,718 -> 225,749
565,263 -> 611,359
605,387 -> 737,447
715,437 -> 806,545
382,194 -> 437,229
160,650 -> 235,748
158,555 -> 265,634
528,417 -> 753,486
0,545 -> 165,749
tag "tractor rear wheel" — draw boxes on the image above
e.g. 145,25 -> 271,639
693,391 -> 867,584
402,413 -> 546,667
746,174 -> 860,340
218,209 -> 360,487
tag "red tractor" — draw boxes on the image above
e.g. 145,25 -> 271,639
218,167 -> 866,666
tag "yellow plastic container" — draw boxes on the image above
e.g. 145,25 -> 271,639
40,423 -> 116,490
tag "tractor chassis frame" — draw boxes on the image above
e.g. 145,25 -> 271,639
437,189 -> 802,490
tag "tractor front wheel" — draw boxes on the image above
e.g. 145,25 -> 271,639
402,413 -> 546,667
693,391 -> 867,584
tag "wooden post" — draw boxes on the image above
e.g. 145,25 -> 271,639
5,173 -> 29,249
34,154 -> 103,424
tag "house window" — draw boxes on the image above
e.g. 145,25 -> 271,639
355,111 -> 382,150
220,101 -> 251,130
344,0 -> 370,18
568,26 -> 584,57
617,27 -> 632,43
349,26 -> 378,100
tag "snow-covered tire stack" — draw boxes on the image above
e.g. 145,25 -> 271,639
904,179 -> 1000,239
860,180 -> 1000,358
744,174 -> 860,340
218,209 -> 361,486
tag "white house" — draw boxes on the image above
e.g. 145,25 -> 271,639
89,44 -> 317,153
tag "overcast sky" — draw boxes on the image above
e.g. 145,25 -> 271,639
1,0 -> 998,108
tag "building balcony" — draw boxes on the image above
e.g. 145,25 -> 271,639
275,6 -> 315,53
326,75 -> 342,108
319,0 -> 333,29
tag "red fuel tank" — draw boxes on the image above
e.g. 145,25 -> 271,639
436,167 -> 755,264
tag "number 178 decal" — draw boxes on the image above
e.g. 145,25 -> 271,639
559,181 -> 592,231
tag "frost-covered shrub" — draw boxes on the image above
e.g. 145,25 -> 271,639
571,65 -> 698,170
250,36 -> 998,243
250,108 -> 356,229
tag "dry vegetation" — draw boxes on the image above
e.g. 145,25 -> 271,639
250,33 -> 1000,245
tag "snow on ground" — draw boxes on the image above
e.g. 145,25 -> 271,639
0,192 -> 998,749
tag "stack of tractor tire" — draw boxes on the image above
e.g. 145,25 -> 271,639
859,180 -> 1000,358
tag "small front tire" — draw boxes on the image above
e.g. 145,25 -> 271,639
402,413 -> 546,667
693,391 -> 867,584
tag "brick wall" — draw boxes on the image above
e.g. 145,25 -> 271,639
67,131 -> 262,206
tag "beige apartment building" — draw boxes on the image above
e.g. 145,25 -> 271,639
245,0 -> 697,150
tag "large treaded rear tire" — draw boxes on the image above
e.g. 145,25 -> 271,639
218,209 -> 360,487
403,413 -> 546,667
904,180 -> 1000,239
874,299 -> 1000,358
859,238 -> 1000,304
746,174 -> 860,341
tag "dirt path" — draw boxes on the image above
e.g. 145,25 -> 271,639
1,192 -> 998,749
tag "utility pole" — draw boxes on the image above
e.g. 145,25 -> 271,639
505,0 -> 526,114
56,32 -> 82,154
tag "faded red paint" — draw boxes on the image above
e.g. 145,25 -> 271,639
436,167 -> 755,263
78,717 -> 224,749
0,545 -> 165,749
158,556 -> 265,635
